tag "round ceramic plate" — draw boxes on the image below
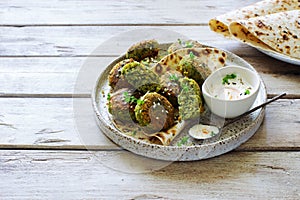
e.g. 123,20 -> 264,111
92,45 -> 267,161
256,48 -> 300,66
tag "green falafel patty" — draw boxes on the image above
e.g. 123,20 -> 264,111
168,40 -> 206,53
178,77 -> 204,120
121,61 -> 161,93
126,39 -> 160,61
135,92 -> 175,134
178,54 -> 212,86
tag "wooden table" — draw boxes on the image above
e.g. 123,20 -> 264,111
1,0 -> 299,199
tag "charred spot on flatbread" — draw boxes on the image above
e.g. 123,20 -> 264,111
218,57 -> 225,65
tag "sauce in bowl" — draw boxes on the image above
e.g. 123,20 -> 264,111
211,73 -> 253,101
202,65 -> 260,118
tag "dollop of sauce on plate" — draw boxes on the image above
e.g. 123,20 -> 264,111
189,124 -> 219,140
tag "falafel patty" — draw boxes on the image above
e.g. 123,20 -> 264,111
168,40 -> 206,53
135,92 -> 175,134
126,39 -> 160,61
178,77 -> 204,120
108,88 -> 142,123
121,61 -> 161,93
108,59 -> 133,91
178,55 -> 212,86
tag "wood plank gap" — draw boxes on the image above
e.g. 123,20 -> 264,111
0,54 -> 286,59
0,55 -> 118,58
0,146 -> 300,152
0,94 -> 90,98
0,94 -> 299,99
0,146 -> 122,151
0,23 -> 207,27
235,147 -> 300,152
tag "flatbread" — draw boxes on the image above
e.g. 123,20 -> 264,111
229,10 -> 300,59
209,0 -> 299,37
148,120 -> 188,146
152,47 -> 227,76
114,120 -> 188,146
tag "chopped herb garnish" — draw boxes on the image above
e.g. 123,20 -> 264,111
169,73 -> 179,82
177,38 -> 182,45
182,83 -> 189,92
123,91 -> 133,103
189,51 -> 195,60
177,136 -> 189,146
136,99 -> 145,105
131,131 -> 137,136
244,89 -> 250,95
185,41 -> 193,48
222,73 -> 237,85
210,131 -> 217,137
107,93 -> 111,101
123,91 -> 144,105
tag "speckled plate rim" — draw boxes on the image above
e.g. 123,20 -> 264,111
92,45 -> 267,161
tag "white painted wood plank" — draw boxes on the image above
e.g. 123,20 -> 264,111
0,98 -> 299,150
0,0 -> 260,25
0,26 -> 263,56
0,150 -> 299,199
0,57 -> 299,96
0,98 -> 115,149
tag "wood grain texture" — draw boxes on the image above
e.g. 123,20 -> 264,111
0,0 -> 299,198
0,150 -> 299,199
0,26 -> 265,57
0,0 -> 260,25
0,57 -> 299,96
0,98 -> 299,150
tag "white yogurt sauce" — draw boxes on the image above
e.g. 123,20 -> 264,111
211,73 -> 252,100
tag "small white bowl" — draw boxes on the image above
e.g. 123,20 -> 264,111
202,65 -> 260,118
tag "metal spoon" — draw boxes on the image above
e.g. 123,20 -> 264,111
189,93 -> 286,140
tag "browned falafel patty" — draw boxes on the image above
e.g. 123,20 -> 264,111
135,92 -> 175,134
126,39 -> 160,61
108,88 -> 143,123
108,59 -> 133,91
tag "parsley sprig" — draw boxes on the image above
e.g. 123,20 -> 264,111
177,136 -> 189,146
222,73 -> 237,85
123,92 -> 144,105
177,38 -> 182,45
177,39 -> 194,48
169,73 -> 179,82
189,52 -> 195,59
182,83 -> 189,92
244,89 -> 251,95
107,93 -> 111,101
185,41 -> 193,48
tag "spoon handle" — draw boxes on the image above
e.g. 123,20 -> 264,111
223,92 -> 286,128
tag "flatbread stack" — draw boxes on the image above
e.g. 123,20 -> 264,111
209,0 -> 300,59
